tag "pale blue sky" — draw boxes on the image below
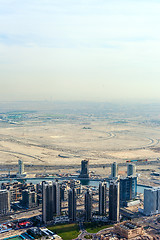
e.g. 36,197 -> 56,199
0,0 -> 160,101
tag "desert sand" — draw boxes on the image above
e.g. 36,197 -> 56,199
0,102 -> 160,182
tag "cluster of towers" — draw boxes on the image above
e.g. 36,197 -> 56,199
42,179 -> 121,224
68,180 -> 121,223
42,179 -> 93,224
42,161 -> 137,224
99,180 -> 120,222
111,161 -> 136,178
111,162 -> 137,206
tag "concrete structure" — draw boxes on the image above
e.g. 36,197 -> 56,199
109,180 -> 120,222
1,181 -> 35,202
0,190 -> 10,216
18,159 -> 24,175
127,163 -> 136,176
111,162 -> 118,178
120,176 -> 137,206
85,189 -> 92,221
22,189 -> 37,209
42,181 -> 61,224
144,187 -> 160,216
126,199 -> 140,207
79,160 -> 89,178
99,182 -> 107,216
114,221 -> 144,239
68,188 -> 76,222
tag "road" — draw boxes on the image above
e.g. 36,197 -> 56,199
0,207 -> 41,224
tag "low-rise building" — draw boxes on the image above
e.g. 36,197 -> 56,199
1,181 -> 36,202
114,221 -> 143,239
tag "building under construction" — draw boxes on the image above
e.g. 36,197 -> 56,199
1,181 -> 35,202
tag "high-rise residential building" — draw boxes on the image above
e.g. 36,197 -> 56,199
99,182 -> 107,216
111,162 -> 118,178
120,176 -> 137,206
127,163 -> 136,177
68,188 -> 76,222
85,189 -> 92,221
22,189 -> 37,209
109,180 -> 120,222
42,181 -> 61,224
144,187 -> 160,216
42,181 -> 53,223
79,160 -> 89,178
18,159 -> 24,175
54,181 -> 61,216
0,190 -> 10,216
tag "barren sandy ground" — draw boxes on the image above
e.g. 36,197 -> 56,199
0,118 -> 160,176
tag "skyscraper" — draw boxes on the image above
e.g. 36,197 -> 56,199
127,163 -> 136,177
42,181 -> 61,224
18,159 -> 24,175
54,181 -> 61,216
109,180 -> 120,222
144,187 -> 160,215
79,160 -> 89,178
0,190 -> 10,216
68,188 -> 76,222
120,176 -> 137,206
99,182 -> 107,216
111,162 -> 118,178
85,189 -> 92,221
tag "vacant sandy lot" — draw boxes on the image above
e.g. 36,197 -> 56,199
0,118 -> 160,170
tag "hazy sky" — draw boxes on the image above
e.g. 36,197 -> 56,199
0,0 -> 160,102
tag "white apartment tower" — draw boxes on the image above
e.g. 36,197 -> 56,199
144,187 -> 160,215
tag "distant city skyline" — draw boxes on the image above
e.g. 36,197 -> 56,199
0,0 -> 160,102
